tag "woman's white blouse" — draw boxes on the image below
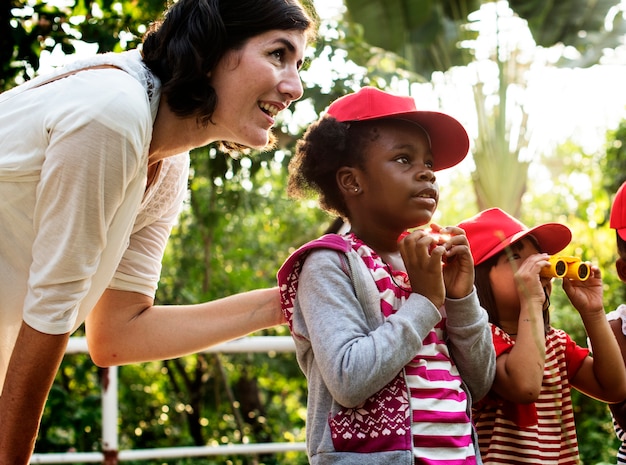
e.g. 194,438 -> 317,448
0,51 -> 189,378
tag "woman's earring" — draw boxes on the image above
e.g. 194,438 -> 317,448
354,187 -> 359,192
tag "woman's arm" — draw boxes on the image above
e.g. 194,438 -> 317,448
0,323 -> 69,465
86,287 -> 283,366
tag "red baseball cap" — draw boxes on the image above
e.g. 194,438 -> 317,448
457,208 -> 572,266
610,182 -> 626,241
325,86 -> 470,171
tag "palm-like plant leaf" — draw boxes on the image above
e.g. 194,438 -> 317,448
344,0 -> 481,75
509,0 -> 626,67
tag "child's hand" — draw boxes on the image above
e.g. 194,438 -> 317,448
514,253 -> 551,311
431,225 -> 475,299
399,229 -> 445,309
562,264 -> 604,316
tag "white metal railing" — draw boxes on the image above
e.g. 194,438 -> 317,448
30,336 -> 305,464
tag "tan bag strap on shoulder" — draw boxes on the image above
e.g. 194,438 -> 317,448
31,64 -> 121,89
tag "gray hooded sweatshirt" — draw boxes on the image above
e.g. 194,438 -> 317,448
278,234 -> 496,465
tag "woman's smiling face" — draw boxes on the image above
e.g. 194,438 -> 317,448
208,29 -> 307,149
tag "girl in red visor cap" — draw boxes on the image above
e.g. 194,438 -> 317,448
458,207 -> 626,465
278,87 -> 495,465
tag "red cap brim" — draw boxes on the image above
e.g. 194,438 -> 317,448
326,87 -> 469,171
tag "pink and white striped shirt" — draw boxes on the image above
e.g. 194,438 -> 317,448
351,234 -> 476,464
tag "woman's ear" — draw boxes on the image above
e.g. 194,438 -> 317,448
616,257 -> 626,283
336,167 -> 361,195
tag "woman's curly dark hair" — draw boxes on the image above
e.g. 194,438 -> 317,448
288,116 -> 377,219
142,0 -> 317,152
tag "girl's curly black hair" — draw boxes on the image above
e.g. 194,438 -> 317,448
142,0 -> 317,153
288,116 -> 384,219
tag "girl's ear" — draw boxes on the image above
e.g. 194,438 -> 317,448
336,166 -> 361,195
616,258 -> 626,283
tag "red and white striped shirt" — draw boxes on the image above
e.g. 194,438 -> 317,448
473,324 -> 588,464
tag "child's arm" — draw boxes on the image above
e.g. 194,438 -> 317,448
609,317 -> 626,429
491,254 -> 548,404
564,268 -> 626,402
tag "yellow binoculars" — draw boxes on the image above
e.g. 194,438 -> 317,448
540,256 -> 591,281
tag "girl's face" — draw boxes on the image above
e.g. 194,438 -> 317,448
488,237 -> 552,313
355,119 -> 438,231
208,29 -> 307,148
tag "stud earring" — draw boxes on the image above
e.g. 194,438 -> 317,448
354,187 -> 359,192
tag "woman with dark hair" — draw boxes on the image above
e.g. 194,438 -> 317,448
0,0 -> 316,462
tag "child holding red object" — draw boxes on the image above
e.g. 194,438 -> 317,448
608,181 -> 626,464
278,87 -> 495,464
458,208 -> 626,465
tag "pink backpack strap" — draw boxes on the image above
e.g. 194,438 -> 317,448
277,234 -> 351,331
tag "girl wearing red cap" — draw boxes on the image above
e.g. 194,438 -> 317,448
458,208 -> 626,465
278,87 -> 495,465
608,181 -> 626,464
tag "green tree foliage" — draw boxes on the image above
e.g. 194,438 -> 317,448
343,0 -> 481,77
38,354 -> 103,452
341,0 -> 626,217
508,0 -> 626,67
2,0 -> 165,89
604,120 -> 626,193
